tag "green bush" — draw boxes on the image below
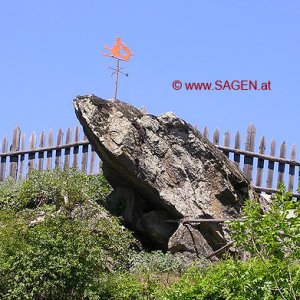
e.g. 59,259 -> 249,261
0,178 -> 22,210
159,186 -> 300,300
0,209 -> 135,299
0,169 -> 137,299
160,258 -> 300,300
130,250 -> 187,275
0,168 -> 112,211
89,272 -> 158,300
2,169 -> 299,299
87,173 -> 112,205
229,185 -> 300,262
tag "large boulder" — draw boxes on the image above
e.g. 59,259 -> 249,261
74,95 -> 257,259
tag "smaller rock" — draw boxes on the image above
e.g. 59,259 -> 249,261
29,214 -> 45,226
168,223 -> 216,261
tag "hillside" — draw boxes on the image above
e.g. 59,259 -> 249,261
1,168 -> 300,299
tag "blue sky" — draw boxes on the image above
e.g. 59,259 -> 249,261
0,1 -> 299,157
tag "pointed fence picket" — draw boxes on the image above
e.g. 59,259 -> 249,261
289,145 -> 296,191
1,124 -> 300,197
255,136 -> 265,187
233,131 -> 241,167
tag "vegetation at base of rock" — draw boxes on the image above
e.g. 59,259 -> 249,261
0,170 -> 299,299
0,168 -> 111,211
0,169 -> 183,299
229,185 -> 300,262
161,186 -> 300,300
0,211 -> 134,299
160,258 -> 300,300
0,169 -> 135,299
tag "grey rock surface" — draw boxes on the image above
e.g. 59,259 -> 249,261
168,223 -> 213,255
74,95 -> 257,259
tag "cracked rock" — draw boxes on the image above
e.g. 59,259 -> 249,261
74,95 -> 257,259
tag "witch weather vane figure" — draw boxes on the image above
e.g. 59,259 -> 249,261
102,37 -> 133,100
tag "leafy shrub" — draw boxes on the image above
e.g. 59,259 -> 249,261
0,208 -> 135,299
130,250 -> 187,275
87,173 -> 112,205
160,186 -> 300,300
88,272 -> 159,300
229,185 -> 300,262
0,168 -> 112,211
160,258 -> 300,300
3,168 -> 299,299
0,178 -> 22,209
0,169 -> 137,299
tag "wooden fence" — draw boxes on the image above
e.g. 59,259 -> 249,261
0,124 -> 299,196
0,126 -> 100,181
202,123 -> 299,196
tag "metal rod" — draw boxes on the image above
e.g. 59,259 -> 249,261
165,218 -> 243,224
166,218 -> 244,224
205,241 -> 234,259
113,59 -> 120,100
182,218 -> 233,224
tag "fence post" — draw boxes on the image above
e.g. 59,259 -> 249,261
38,131 -> 45,171
203,126 -> 209,139
0,138 -> 8,181
18,134 -> 26,179
28,132 -> 36,171
255,136 -> 266,187
46,130 -> 54,170
234,131 -> 241,167
243,124 -> 256,182
277,142 -> 286,186
213,129 -> 219,145
81,134 -> 88,173
73,126 -> 79,169
223,131 -> 230,157
64,127 -> 71,169
288,144 -> 296,192
9,127 -> 21,179
266,140 -> 276,189
55,129 -> 63,168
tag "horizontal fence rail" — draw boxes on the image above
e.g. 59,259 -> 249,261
0,124 -> 299,196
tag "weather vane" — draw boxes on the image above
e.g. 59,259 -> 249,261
102,37 -> 133,100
